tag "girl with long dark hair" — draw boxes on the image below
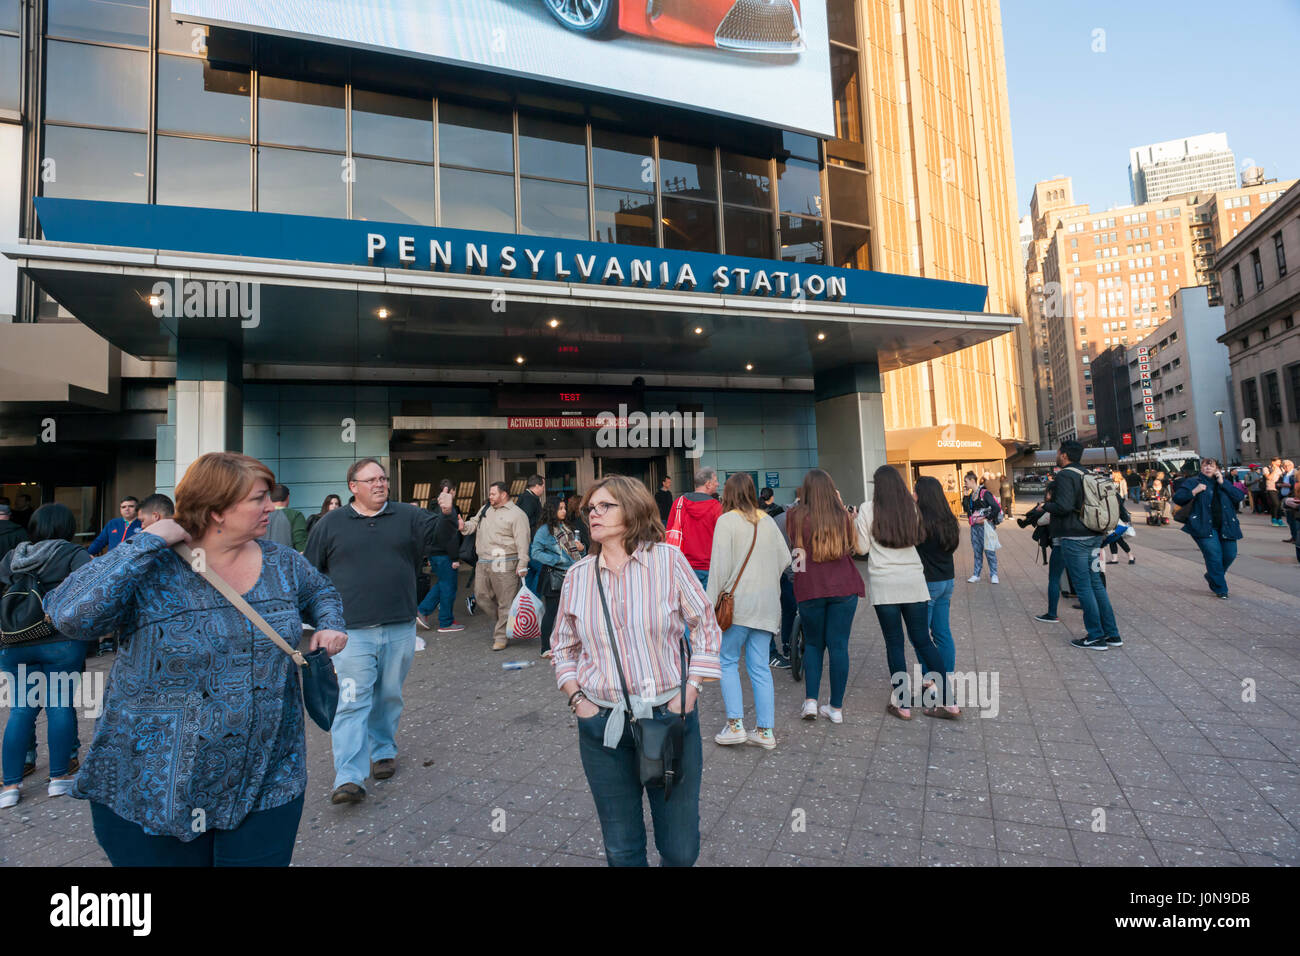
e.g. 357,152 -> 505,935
306,494 -> 342,535
913,476 -> 961,718
531,496 -> 585,657
786,469 -> 866,723
856,467 -> 946,721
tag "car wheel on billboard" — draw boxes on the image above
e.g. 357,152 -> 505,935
543,0 -> 619,38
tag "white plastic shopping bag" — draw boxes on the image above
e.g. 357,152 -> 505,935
507,584 -> 544,640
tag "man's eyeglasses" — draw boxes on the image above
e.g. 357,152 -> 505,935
352,475 -> 389,486
582,501 -> 620,517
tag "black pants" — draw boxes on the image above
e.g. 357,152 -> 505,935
90,795 -> 304,867
540,585 -> 561,653
1108,537 -> 1131,556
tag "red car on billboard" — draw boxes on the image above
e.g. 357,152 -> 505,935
542,0 -> 806,54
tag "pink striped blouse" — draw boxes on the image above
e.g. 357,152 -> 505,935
551,543 -> 722,702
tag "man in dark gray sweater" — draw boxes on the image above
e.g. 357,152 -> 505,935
304,457 -> 440,805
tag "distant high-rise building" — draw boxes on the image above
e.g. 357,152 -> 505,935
1129,133 -> 1236,205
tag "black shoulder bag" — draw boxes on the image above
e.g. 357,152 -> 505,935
594,564 -> 691,800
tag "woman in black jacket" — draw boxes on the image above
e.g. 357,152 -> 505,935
0,504 -> 93,809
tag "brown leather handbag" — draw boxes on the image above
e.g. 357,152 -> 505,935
714,522 -> 758,631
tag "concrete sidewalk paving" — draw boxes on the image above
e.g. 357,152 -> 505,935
1,512 -> 1296,866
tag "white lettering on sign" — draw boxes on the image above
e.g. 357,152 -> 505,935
936,439 -> 985,448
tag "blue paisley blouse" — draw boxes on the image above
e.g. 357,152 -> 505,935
44,532 -> 346,841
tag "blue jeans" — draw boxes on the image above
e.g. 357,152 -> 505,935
1194,534 -> 1238,596
925,579 -> 957,706
577,707 -> 702,867
330,620 -> 416,790
1047,544 -> 1066,616
1,638 -> 87,786
874,601 -> 944,707
771,572 -> 797,657
719,625 -> 775,728
970,524 -> 998,577
797,595 -> 858,708
91,794 -> 304,866
1060,537 -> 1119,642
417,555 -> 457,628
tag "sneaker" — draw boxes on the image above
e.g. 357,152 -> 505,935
1033,613 -> 1060,623
818,704 -> 843,724
414,635 -> 427,652
0,788 -> 18,809
1128,556 -> 1135,565
1105,635 -> 1124,647
1217,593 -> 1229,600
330,783 -> 365,805
990,574 -> 999,584
1070,636 -> 1108,651
800,699 -> 818,720
769,652 -> 790,669
465,594 -> 477,616
747,727 -> 776,750
714,719 -> 747,745
437,623 -> 466,633
48,778 -> 76,798
967,575 -> 980,583
416,614 -> 433,630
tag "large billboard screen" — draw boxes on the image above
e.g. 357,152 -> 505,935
169,0 -> 834,137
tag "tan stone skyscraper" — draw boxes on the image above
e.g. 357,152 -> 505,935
842,0 -> 1032,447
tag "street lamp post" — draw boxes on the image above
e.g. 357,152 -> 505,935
1214,410 -> 1227,465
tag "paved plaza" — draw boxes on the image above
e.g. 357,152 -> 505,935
2,506 -> 1297,867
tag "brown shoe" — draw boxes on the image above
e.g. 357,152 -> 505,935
492,639 -> 508,651
330,782 -> 365,804
372,758 -> 397,780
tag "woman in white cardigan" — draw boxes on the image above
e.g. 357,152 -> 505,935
855,466 -> 948,721
707,474 -> 791,749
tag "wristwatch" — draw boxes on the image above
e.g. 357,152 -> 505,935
686,678 -> 704,693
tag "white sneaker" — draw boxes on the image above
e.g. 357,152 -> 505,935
714,719 -> 747,745
0,788 -> 18,809
747,727 -> 777,749
48,778 -> 76,798
967,575 -> 980,583
801,699 -> 818,720
414,635 -> 427,652
819,704 -> 844,724
990,574 -> 999,584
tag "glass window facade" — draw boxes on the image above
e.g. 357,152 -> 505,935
45,41 -> 148,128
156,55 -> 250,139
156,135 -> 249,210
41,126 -> 146,203
46,0 -> 148,46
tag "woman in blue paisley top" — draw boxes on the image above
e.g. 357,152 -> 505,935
45,452 -> 349,866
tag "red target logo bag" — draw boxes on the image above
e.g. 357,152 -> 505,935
507,584 -> 544,640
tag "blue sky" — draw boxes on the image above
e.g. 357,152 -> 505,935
1000,0 -> 1300,217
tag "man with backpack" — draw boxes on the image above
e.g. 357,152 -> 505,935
1042,441 -> 1123,651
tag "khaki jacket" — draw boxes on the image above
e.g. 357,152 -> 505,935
462,500 -> 532,572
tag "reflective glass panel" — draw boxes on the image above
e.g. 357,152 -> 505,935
724,206 -> 774,259
518,115 -> 586,182
353,158 -> 436,226
777,157 -> 821,216
257,147 -> 346,218
828,164 -> 869,224
831,47 -> 862,143
594,188 -> 655,247
592,129 -> 653,190
440,167 -> 514,232
0,0 -> 17,32
352,89 -> 433,163
157,13 -> 206,55
45,41 -> 147,129
661,196 -> 718,253
721,152 -> 771,209
157,55 -> 250,139
779,215 -> 824,264
659,140 -> 716,200
438,102 -> 512,172
41,126 -> 145,202
832,223 -> 871,270
258,77 -> 345,150
826,0 -> 858,46
156,135 -> 250,210
46,0 -> 147,46
0,36 -> 17,111
521,178 -> 589,241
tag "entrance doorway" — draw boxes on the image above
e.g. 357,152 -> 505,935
595,455 -> 666,491
399,457 -> 483,515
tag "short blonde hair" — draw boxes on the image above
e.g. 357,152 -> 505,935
175,452 -> 276,538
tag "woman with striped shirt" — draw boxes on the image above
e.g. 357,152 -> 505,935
551,475 -> 722,867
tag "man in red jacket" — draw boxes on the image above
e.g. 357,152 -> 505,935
667,466 -> 723,591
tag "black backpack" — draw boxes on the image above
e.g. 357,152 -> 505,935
0,569 -> 58,645
458,504 -> 490,565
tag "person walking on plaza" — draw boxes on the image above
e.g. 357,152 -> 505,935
786,469 -> 865,723
0,503 -> 28,560
1171,458 -> 1245,599
708,473 -> 790,749
0,504 -> 94,810
551,475 -> 722,867
305,457 -> 439,804
1279,460 -> 1297,544
759,486 -> 784,518
417,487 -> 465,636
460,481 -> 531,652
998,473 -> 1015,516
913,476 -> 961,718
666,466 -> 723,593
1042,441 -> 1122,651
531,496 -> 585,658
1264,458 -> 1285,526
87,496 -> 141,556
306,494 -> 341,536
962,471 -> 1002,584
858,467 -> 946,721
655,475 -> 674,524
266,484 -> 308,551
43,452 -> 347,863
136,493 -> 174,530
518,474 -> 546,592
